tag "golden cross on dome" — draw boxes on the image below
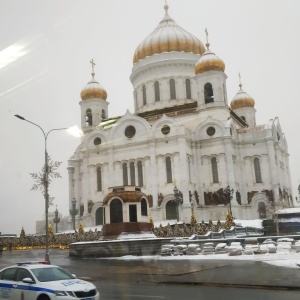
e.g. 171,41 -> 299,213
90,59 -> 96,78
205,28 -> 210,49
164,0 -> 169,13
238,72 -> 243,88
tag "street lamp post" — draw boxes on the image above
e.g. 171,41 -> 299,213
70,197 -> 79,230
224,185 -> 234,216
53,205 -> 60,233
173,186 -> 183,222
15,114 -> 66,263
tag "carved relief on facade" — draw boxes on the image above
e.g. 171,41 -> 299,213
157,193 -> 163,207
236,190 -> 241,205
247,189 -> 274,204
147,194 -> 153,207
88,200 -> 94,214
80,204 -> 84,217
204,188 -> 228,205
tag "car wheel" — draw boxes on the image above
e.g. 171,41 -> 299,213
37,295 -> 50,300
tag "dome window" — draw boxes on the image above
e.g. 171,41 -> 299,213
161,125 -> 171,135
154,81 -> 160,102
125,125 -> 136,138
169,79 -> 176,100
204,83 -> 214,104
94,137 -> 102,145
101,109 -> 106,119
185,78 -> 191,99
241,116 -> 246,122
86,109 -> 92,126
206,126 -> 216,136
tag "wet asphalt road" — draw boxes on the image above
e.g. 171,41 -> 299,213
1,249 -> 300,300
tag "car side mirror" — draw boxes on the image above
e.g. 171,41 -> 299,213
72,274 -> 77,278
22,278 -> 35,284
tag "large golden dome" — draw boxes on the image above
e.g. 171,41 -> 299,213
133,4 -> 205,64
230,84 -> 255,110
195,43 -> 225,74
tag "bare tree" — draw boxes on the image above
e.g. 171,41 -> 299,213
30,154 -> 62,208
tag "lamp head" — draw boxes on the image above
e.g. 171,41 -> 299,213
14,114 -> 25,120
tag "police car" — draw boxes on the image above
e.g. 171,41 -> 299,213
0,261 -> 100,300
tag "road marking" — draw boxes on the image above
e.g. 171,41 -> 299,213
127,295 -> 165,299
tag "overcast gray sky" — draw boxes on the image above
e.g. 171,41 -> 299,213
1,0 -> 300,234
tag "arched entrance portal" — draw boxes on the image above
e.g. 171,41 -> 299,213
166,200 -> 177,220
95,207 -> 104,225
110,198 -> 123,223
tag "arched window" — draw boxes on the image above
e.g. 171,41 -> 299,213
258,202 -> 266,219
185,78 -> 191,99
110,199 -> 123,223
130,162 -> 135,185
141,198 -> 147,216
97,167 -> 102,191
254,158 -> 262,183
166,200 -> 177,220
143,85 -> 147,105
169,79 -> 176,99
86,109 -> 92,126
95,207 -> 104,225
166,157 -> 172,183
211,157 -> 219,183
204,83 -> 214,104
123,163 -> 128,185
101,109 -> 106,119
137,161 -> 143,186
154,81 -> 160,101
241,116 -> 246,122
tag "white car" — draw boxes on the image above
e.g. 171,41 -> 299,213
0,261 -> 100,300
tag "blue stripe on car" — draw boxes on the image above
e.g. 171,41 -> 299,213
0,283 -> 55,294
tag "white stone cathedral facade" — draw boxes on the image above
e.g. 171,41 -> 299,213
64,4 -> 293,231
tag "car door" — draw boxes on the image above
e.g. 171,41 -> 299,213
13,268 -> 36,300
0,267 -> 17,300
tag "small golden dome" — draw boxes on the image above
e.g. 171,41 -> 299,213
80,59 -> 107,101
194,46 -> 225,74
230,85 -> 255,110
80,77 -> 107,101
133,5 -> 205,64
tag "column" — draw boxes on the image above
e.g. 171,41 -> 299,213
178,137 -> 189,205
149,141 -> 158,207
224,138 -> 236,203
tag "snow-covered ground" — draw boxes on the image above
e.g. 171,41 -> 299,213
113,252 -> 300,269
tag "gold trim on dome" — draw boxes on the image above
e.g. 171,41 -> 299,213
231,98 -> 255,110
133,5 -> 205,64
133,39 -> 204,64
195,54 -> 225,74
80,88 -> 107,100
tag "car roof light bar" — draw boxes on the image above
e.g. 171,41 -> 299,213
16,261 -> 50,266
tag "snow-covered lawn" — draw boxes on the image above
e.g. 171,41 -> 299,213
115,252 -> 300,269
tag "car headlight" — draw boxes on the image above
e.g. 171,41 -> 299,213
55,291 -> 68,296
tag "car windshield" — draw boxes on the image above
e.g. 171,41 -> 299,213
32,267 -> 74,282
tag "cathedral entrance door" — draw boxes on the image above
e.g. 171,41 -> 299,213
166,200 -> 177,220
110,198 -> 123,223
129,204 -> 137,222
